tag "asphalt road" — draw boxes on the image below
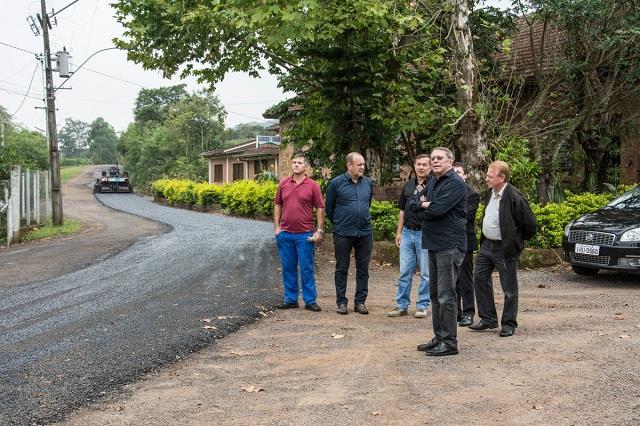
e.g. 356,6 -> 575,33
0,193 -> 281,425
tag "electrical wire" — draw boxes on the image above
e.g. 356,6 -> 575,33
0,41 -> 38,56
9,63 -> 40,117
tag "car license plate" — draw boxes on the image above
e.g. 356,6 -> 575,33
575,243 -> 600,255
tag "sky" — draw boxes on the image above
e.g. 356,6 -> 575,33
1,0 -> 509,134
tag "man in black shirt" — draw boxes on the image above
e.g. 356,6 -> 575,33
412,147 -> 467,356
453,162 -> 480,327
387,154 -> 432,318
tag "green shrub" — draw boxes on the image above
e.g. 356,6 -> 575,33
151,177 -> 635,248
371,200 -> 400,241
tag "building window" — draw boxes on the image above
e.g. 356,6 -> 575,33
232,163 -> 244,181
214,164 -> 223,183
254,159 -> 266,175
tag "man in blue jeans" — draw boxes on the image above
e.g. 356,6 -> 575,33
274,153 -> 325,312
388,154 -> 432,318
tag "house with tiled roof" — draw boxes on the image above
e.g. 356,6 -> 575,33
494,18 -> 639,185
202,136 -> 281,184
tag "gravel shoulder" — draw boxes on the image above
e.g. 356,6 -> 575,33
0,166 -> 166,287
61,247 -> 640,425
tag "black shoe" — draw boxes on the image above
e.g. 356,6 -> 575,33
354,304 -> 369,315
425,342 -> 458,356
469,321 -> 498,331
336,304 -> 348,315
277,302 -> 299,309
458,315 -> 473,327
417,338 -> 439,352
499,326 -> 515,337
305,303 -> 322,312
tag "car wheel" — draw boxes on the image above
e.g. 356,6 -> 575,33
571,265 -> 599,276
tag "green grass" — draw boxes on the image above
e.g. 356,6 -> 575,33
60,166 -> 87,183
21,219 -> 83,242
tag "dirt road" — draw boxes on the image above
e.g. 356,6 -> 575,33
0,166 -> 165,287
3,167 -> 638,425
62,251 -> 639,424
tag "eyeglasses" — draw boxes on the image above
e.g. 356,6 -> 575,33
430,155 -> 448,161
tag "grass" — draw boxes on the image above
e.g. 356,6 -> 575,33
20,219 -> 83,242
60,166 -> 87,183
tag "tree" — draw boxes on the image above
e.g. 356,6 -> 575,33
225,122 -> 272,141
58,118 -> 89,158
0,109 -> 48,180
112,0 -> 459,182
119,87 -> 227,189
88,118 -> 118,164
133,85 -> 190,126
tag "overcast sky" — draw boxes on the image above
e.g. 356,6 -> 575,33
1,0 -> 509,134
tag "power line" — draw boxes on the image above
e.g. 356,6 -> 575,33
0,40 -> 38,56
10,63 -> 40,117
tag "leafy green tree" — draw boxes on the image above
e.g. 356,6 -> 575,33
112,0 -> 461,182
0,109 -> 48,180
225,122 -> 272,142
58,118 -> 89,158
88,117 -> 119,164
119,87 -> 226,189
133,85 -> 189,126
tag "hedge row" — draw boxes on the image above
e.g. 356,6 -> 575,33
151,178 -> 634,248
151,178 -> 400,240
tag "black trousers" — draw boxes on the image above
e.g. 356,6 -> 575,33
333,234 -> 372,306
429,248 -> 465,348
455,251 -> 476,319
473,239 -> 519,328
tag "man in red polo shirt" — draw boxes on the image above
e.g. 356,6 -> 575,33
274,152 -> 325,311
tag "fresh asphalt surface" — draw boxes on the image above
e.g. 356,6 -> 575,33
0,194 -> 281,425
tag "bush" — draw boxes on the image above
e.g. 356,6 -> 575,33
371,200 -> 400,241
151,177 -> 634,249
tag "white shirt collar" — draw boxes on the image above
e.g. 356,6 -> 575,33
493,183 -> 508,198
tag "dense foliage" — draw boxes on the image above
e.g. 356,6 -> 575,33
0,106 -> 49,180
119,86 -> 226,191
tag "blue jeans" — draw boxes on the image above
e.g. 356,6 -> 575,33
395,227 -> 430,310
275,231 -> 317,305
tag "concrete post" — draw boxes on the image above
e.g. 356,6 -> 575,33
45,170 -> 51,223
10,166 -> 21,243
26,169 -> 31,227
35,171 -> 41,225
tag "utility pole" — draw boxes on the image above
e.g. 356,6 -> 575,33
40,0 -> 63,225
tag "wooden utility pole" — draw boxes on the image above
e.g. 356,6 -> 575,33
40,0 -> 63,225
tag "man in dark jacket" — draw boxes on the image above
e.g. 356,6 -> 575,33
453,162 -> 480,327
470,161 -> 537,337
325,152 -> 373,315
411,147 -> 467,356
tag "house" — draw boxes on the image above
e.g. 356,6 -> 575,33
494,18 -> 639,185
202,136 -> 281,184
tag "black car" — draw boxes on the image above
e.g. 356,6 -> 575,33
563,186 -> 640,275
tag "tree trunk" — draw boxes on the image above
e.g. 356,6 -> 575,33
446,0 -> 487,189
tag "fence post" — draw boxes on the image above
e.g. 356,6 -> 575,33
46,170 -> 51,223
26,169 -> 31,227
35,171 -> 41,225
21,171 -> 25,219
10,166 -> 21,243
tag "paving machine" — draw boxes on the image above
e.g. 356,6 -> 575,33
93,166 -> 133,193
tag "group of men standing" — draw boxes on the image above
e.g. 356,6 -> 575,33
273,149 -> 536,356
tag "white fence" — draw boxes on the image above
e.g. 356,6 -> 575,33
1,166 -> 50,246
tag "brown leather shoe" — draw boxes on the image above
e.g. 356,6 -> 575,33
336,304 -> 348,315
354,304 -> 369,315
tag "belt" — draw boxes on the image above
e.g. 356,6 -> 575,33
405,225 -> 421,231
485,238 -> 501,243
